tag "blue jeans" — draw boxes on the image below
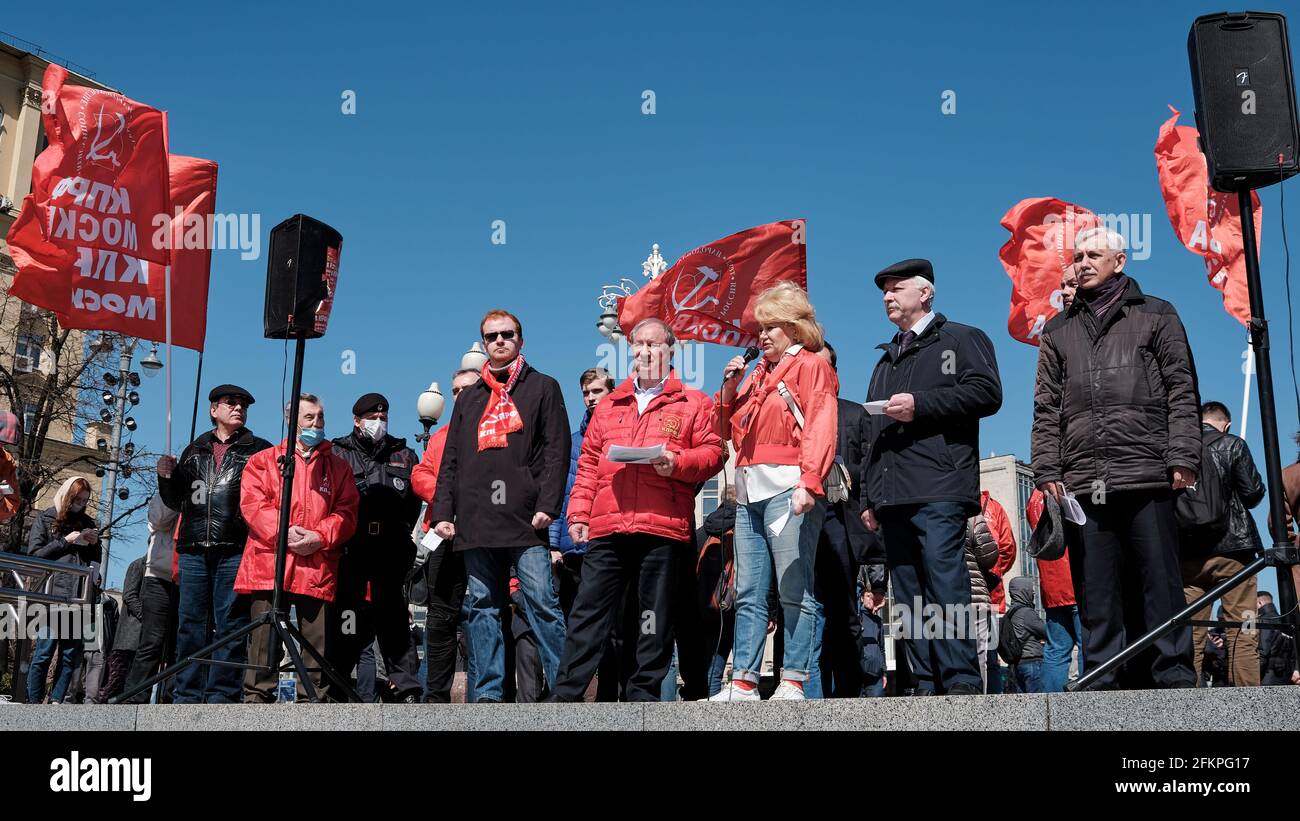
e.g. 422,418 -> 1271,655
1043,605 -> 1084,693
27,638 -> 83,703
804,600 -> 826,699
1015,659 -> 1044,693
463,546 -> 566,702
733,488 -> 825,684
173,551 -> 249,704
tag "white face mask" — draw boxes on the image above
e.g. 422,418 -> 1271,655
360,418 -> 387,441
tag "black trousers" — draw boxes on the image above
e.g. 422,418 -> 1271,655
551,535 -> 680,702
670,541 -> 709,701
421,546 -> 466,703
121,577 -> 178,703
815,510 -> 864,697
1075,490 -> 1195,688
328,546 -> 422,698
560,551 -> 634,701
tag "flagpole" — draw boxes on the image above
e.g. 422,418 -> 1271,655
1240,335 -> 1253,440
165,265 -> 173,457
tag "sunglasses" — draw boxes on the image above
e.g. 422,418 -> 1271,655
218,398 -> 249,409
483,330 -> 517,342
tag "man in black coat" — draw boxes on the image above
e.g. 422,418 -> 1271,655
859,258 -> 1003,696
1032,227 -> 1199,689
1180,401 -> 1264,687
156,384 -> 272,703
432,309 -> 571,702
328,392 -> 425,702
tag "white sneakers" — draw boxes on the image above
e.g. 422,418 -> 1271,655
707,682 -> 761,702
769,681 -> 806,701
705,681 -> 808,701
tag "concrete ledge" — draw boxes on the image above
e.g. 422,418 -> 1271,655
3,687 -> 1295,731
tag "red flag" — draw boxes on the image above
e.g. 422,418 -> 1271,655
999,197 -> 1101,345
617,220 -> 807,348
1155,105 -> 1258,326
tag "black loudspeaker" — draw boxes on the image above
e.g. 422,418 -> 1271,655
1189,11 -> 1300,192
264,214 -> 343,339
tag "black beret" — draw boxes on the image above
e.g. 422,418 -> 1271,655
874,258 -> 934,290
352,393 -> 389,417
208,384 -> 255,405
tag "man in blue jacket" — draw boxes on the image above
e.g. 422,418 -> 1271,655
859,258 -> 1003,696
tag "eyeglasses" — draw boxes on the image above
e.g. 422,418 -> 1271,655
483,330 -> 517,343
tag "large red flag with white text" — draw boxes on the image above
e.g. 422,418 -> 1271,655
617,220 -> 807,348
999,197 -> 1100,345
1155,105 -> 1258,326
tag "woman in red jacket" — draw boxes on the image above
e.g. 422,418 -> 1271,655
711,283 -> 839,701
550,317 -> 726,701
236,393 -> 359,702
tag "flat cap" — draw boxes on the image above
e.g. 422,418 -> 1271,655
874,258 -> 934,290
352,393 -> 389,417
208,384 -> 255,405
1027,492 -> 1066,562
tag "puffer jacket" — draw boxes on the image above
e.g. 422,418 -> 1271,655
719,346 -> 838,496
568,373 -> 725,544
159,427 -> 272,554
964,512 -> 999,605
551,407 -> 593,555
1031,277 -> 1201,494
26,481 -> 98,601
235,439 -> 359,602
1190,424 -> 1265,559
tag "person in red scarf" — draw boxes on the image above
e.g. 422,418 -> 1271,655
431,310 -> 571,703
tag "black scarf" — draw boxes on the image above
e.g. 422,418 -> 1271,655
1080,273 -> 1130,319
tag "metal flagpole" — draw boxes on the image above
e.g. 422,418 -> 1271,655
1240,335 -> 1254,440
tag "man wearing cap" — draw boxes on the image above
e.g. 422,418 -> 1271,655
859,258 -> 1003,696
1031,227 -> 1199,689
156,384 -> 272,703
327,393 -> 424,702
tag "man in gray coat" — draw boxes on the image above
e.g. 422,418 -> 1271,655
1031,227 -> 1199,689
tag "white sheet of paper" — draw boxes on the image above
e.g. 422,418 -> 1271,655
864,400 -> 889,416
0,482 -> 13,496
607,443 -> 666,464
768,497 -> 795,536
1062,493 -> 1087,525
421,527 -> 445,552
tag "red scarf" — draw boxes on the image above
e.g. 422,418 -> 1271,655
478,355 -> 525,451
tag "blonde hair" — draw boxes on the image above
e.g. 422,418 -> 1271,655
753,282 -> 824,352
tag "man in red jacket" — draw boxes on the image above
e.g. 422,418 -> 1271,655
547,318 -> 726,701
1027,489 -> 1083,692
236,393 -> 359,702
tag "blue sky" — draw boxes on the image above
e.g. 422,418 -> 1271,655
8,1 -> 1299,596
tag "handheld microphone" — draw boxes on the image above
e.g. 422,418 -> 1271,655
724,346 -> 761,383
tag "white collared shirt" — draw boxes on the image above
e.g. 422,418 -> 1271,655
900,310 -> 935,340
633,375 -> 669,415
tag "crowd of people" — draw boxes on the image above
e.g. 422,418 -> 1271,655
10,229 -> 1300,704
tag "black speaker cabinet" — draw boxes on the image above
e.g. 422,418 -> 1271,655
263,214 -> 343,339
1189,11 -> 1300,192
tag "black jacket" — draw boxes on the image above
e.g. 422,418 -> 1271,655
860,313 -> 1003,516
1031,278 -> 1201,494
115,556 -> 145,652
834,398 -> 883,565
1187,425 -> 1265,559
430,361 -> 571,551
26,506 -> 98,601
331,430 -> 422,558
159,427 -> 272,554
1006,576 -> 1047,663
1257,602 -> 1295,683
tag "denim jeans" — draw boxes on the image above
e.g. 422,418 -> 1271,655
463,546 -> 566,702
173,551 -> 249,704
732,488 -> 825,684
1014,659 -> 1044,693
803,601 -> 826,699
27,637 -> 83,703
1043,605 -> 1084,692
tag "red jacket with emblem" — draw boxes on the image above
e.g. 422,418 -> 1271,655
717,346 -> 839,496
567,373 -> 725,544
234,439 -> 359,602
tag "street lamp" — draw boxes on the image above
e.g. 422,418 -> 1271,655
140,344 -> 163,376
460,342 -> 488,373
594,243 -> 670,341
415,381 -> 445,445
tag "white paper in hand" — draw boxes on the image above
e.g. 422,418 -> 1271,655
607,443 -> 666,464
421,527 -> 445,552
1062,493 -> 1087,525
0,482 -> 13,496
864,400 -> 889,416
768,496 -> 795,536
